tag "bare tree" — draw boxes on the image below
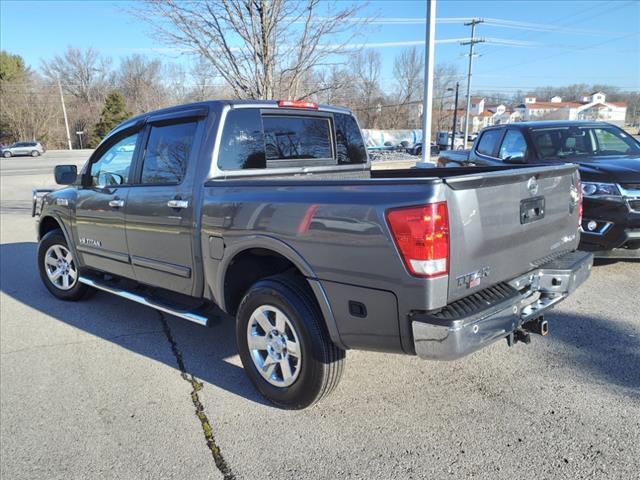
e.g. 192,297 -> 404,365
133,0 -> 366,100
432,63 -> 460,134
352,50 -> 383,128
41,47 -> 113,105
0,73 -> 61,145
118,54 -> 167,113
382,47 -> 424,129
183,56 -> 233,102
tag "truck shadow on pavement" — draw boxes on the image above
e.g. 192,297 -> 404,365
549,312 -> 640,392
1,241 -> 638,398
0,241 -> 270,406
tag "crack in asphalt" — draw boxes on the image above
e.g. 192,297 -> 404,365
158,312 -> 236,480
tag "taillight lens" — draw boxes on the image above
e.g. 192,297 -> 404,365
386,202 -> 449,278
277,100 -> 318,109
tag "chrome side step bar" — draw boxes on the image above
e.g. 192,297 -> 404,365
79,277 -> 209,326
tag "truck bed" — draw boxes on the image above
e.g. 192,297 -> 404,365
201,163 -> 580,353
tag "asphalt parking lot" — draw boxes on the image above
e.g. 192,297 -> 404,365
1,152 -> 639,479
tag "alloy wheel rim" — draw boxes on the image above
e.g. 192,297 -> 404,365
44,244 -> 77,291
247,305 -> 302,387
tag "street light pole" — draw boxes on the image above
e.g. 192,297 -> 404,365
420,0 -> 436,164
451,81 -> 459,151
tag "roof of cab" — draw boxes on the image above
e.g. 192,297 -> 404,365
120,99 -> 352,128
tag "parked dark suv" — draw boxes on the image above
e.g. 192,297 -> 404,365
437,121 -> 640,258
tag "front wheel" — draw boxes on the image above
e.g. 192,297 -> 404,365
31,150 -> 40,157
3,151 -> 11,158
236,274 -> 345,409
38,229 -> 91,300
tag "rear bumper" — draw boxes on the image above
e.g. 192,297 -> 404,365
411,250 -> 593,360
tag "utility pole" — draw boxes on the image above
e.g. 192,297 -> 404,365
419,0 -> 436,164
57,77 -> 73,150
461,19 -> 484,149
450,81 -> 459,151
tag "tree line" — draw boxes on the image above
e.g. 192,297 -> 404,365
1,0 -> 637,149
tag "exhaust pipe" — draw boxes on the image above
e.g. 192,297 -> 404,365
523,316 -> 548,336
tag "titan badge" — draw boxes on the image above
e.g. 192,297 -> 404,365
456,266 -> 490,289
79,237 -> 102,248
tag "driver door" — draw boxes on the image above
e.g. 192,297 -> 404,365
74,130 -> 141,279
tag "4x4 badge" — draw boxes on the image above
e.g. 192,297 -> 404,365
527,177 -> 539,196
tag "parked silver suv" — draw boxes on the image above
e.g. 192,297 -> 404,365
1,141 -> 45,158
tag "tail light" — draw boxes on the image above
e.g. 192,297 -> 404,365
277,100 -> 318,109
386,202 -> 449,278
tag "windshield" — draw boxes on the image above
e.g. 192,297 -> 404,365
530,125 -> 640,160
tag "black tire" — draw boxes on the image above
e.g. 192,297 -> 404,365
3,151 -> 11,158
236,273 -> 345,409
38,229 -> 91,301
31,150 -> 40,157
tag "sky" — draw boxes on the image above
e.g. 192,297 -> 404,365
1,0 -> 639,99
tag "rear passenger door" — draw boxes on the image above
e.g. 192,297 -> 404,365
124,114 -> 204,295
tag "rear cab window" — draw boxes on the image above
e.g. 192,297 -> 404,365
217,107 -> 367,171
475,129 -> 502,157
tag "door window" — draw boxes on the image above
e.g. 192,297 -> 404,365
499,130 -> 528,160
140,122 -> 198,184
476,129 -> 502,157
90,133 -> 138,187
593,128 -> 634,154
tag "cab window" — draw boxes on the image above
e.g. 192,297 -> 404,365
476,129 -> 502,157
90,133 -> 138,187
140,122 -> 198,184
499,130 -> 528,160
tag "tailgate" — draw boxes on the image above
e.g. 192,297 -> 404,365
444,164 -> 580,304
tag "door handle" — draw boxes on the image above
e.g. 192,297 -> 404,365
109,199 -> 125,208
167,199 -> 189,209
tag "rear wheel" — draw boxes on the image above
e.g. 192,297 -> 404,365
236,273 -> 345,409
38,229 -> 91,300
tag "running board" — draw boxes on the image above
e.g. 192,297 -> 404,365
79,277 -> 209,326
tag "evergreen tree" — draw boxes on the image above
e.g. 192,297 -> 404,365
0,50 -> 27,82
90,92 -> 131,146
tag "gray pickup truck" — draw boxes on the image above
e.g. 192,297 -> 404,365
33,100 -> 592,408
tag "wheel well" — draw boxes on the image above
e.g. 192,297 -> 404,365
39,216 -> 62,240
223,248 -> 305,315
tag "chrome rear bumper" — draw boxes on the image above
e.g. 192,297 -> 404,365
412,250 -> 593,360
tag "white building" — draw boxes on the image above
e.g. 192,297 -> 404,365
515,92 -> 627,125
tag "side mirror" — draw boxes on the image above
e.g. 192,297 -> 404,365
503,153 -> 526,164
54,165 -> 77,185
